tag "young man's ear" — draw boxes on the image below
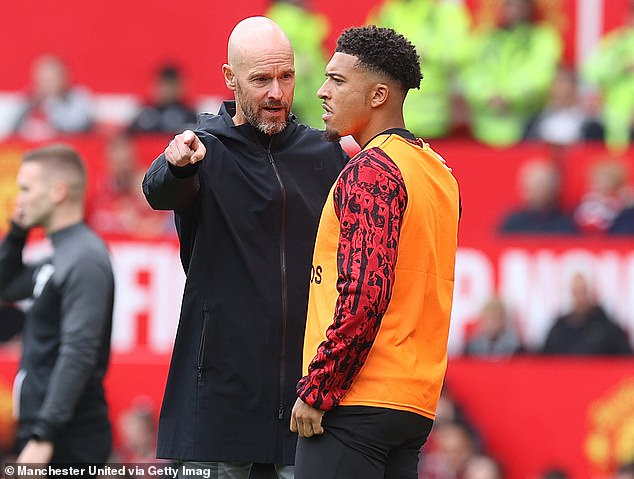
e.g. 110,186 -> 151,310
222,64 -> 236,91
370,83 -> 389,108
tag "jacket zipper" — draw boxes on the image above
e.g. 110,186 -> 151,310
267,144 -> 288,421
197,304 -> 210,383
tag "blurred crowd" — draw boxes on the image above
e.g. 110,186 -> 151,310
5,0 -> 634,151
463,272 -> 631,357
0,0 -> 633,477
498,156 -> 634,235
1,0 -> 633,241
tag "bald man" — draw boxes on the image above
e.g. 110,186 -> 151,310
143,16 -> 347,479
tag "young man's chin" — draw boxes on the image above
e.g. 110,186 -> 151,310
323,128 -> 341,143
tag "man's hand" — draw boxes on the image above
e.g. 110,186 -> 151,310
290,397 -> 325,438
165,130 -> 206,167
11,207 -> 28,230
17,438 -> 54,464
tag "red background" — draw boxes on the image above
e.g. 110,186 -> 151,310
0,0 -> 631,98
1,1 -> 634,477
2,352 -> 634,479
1,136 -> 634,479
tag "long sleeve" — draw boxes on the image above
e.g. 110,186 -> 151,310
297,148 -> 407,410
32,238 -> 114,440
582,29 -> 632,89
142,152 -> 200,212
0,223 -> 36,302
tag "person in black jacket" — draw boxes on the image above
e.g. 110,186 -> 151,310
142,16 -> 347,479
541,272 -> 632,355
0,144 -> 114,470
128,63 -> 198,135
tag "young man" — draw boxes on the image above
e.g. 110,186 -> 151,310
142,16 -> 347,479
0,145 -> 114,469
290,26 -> 461,478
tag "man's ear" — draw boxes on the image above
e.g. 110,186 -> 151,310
222,64 -> 236,91
49,181 -> 68,205
370,83 -> 389,108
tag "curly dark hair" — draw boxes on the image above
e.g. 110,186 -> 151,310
335,25 -> 422,92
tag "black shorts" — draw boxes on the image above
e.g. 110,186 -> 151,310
294,406 -> 433,479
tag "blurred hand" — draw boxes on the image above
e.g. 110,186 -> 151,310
12,206 -> 28,230
165,130 -> 206,167
17,438 -> 54,464
290,397 -> 325,438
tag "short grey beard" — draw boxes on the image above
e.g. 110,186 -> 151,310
239,92 -> 287,135
252,116 -> 287,136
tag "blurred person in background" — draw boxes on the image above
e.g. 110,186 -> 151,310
539,468 -> 570,479
87,133 -> 174,239
463,455 -> 503,479
419,421 -> 479,479
582,0 -> 634,152
113,397 -> 161,463
0,145 -> 114,470
433,388 -> 479,438
574,159 -> 633,234
463,295 -> 523,357
13,55 -> 94,141
615,462 -> 634,479
421,387 -> 482,478
609,203 -> 634,234
267,0 -> 330,129
541,272 -> 632,355
523,65 -> 603,146
498,158 -> 577,234
142,16 -> 347,479
128,63 -> 198,135
434,388 -> 471,430
460,0 -> 562,147
369,0 -> 471,139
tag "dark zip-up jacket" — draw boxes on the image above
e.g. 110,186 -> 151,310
0,222 -> 114,463
142,101 -> 347,463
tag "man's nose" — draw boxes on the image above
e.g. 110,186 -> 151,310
317,80 -> 328,99
268,79 -> 283,99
